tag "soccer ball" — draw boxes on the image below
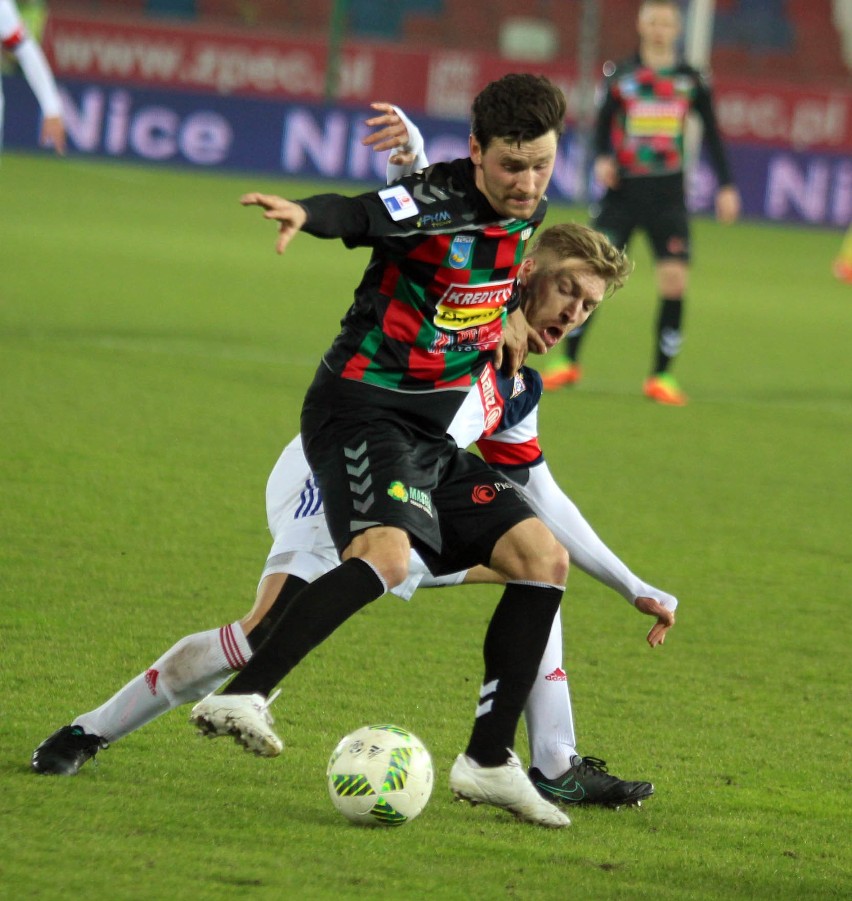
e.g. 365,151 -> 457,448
327,724 -> 433,826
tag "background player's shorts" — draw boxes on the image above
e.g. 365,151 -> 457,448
301,371 -> 537,574
593,173 -> 691,263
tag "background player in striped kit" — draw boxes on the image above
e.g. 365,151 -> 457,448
542,0 -> 740,405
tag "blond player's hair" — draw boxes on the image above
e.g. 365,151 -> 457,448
527,222 -> 633,297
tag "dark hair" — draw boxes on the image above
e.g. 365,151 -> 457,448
470,73 -> 567,151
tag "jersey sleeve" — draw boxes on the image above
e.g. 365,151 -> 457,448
692,71 -> 734,187
592,75 -> 619,158
298,169 -> 445,247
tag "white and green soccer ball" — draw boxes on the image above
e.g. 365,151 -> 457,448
326,724 -> 433,826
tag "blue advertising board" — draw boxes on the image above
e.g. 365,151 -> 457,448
4,76 -> 849,228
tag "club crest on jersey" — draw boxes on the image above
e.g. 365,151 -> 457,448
510,372 -> 527,399
378,185 -> 419,221
449,235 -> 475,269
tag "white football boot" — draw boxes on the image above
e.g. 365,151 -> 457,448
449,750 -> 571,828
190,690 -> 283,757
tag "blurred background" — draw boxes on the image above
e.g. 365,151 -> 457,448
3,0 -> 851,228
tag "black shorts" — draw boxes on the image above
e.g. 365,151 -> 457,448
301,367 -> 536,574
592,173 -> 691,262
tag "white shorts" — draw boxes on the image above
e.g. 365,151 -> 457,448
260,435 -> 427,600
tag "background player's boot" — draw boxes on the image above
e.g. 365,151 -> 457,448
832,258 -> 852,284
530,756 -> 654,808
191,690 -> 283,757
644,373 -> 687,406
31,725 -> 108,775
541,360 -> 582,391
449,750 -> 570,827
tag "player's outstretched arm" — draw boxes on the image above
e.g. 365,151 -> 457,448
505,459 -> 678,645
240,193 -> 308,254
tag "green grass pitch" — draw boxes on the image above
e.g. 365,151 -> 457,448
1,152 -> 850,899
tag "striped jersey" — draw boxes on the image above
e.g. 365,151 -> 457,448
299,157 -> 545,394
594,54 -> 733,184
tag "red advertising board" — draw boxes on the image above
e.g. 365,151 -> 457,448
42,10 -> 852,152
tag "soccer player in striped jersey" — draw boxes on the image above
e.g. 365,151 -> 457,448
542,0 -> 740,405
32,219 -> 675,807
0,0 -> 64,153
32,97 -> 675,819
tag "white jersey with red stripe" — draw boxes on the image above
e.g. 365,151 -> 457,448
261,361 -> 677,612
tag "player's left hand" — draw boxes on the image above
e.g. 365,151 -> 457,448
634,595 -> 676,648
362,102 -> 414,165
715,185 -> 741,224
497,307 -> 531,375
40,116 -> 66,155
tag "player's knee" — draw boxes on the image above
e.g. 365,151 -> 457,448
347,526 -> 411,589
491,520 -> 569,586
538,541 -> 569,585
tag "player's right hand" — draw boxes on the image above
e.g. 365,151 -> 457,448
593,155 -> 620,190
634,595 -> 676,648
240,193 -> 308,254
362,102 -> 414,165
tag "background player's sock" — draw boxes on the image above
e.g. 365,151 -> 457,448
74,621 -> 252,743
654,297 -> 684,374
465,582 -> 563,767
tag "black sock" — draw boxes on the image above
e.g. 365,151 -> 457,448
654,297 -> 684,374
465,582 -> 563,767
247,575 -> 309,652
224,558 -> 386,697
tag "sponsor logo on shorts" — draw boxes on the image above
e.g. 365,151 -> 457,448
471,481 -> 514,504
545,667 -> 567,682
666,236 -> 687,255
387,481 -> 433,517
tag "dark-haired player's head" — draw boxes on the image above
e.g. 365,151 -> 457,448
470,73 -> 567,151
468,74 -> 567,221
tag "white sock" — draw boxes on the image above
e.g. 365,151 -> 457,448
74,622 -> 252,743
523,609 -> 578,779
